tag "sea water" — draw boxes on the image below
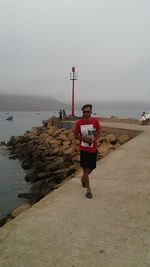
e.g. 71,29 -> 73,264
0,111 -> 56,220
0,108 -> 143,220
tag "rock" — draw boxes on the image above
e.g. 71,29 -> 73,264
45,157 -> 64,171
63,141 -> 72,149
105,134 -> 117,144
18,192 -> 43,204
25,172 -> 36,182
53,167 -> 75,184
14,136 -> 26,143
9,154 -> 18,160
52,129 -> 62,138
36,172 -> 52,179
42,119 -> 48,127
67,133 -> 75,140
0,141 -> 7,146
45,127 -> 56,135
72,155 -> 80,163
47,121 -> 53,128
11,203 -> 31,218
57,147 -> 64,156
25,171 -> 45,183
13,144 -> 26,156
32,149 -> 42,160
49,147 -> 60,156
58,133 -> 68,141
30,127 -> 38,135
8,135 -> 16,146
117,135 -> 130,144
0,214 -> 14,227
21,159 -> 32,170
63,146 -> 76,156
39,182 -> 55,195
50,140 -> 61,149
98,143 -> 114,158
63,129 -> 72,135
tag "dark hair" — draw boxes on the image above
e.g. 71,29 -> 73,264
82,104 -> 92,111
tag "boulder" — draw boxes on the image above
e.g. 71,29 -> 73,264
9,154 -> 18,160
8,135 -> 17,146
52,129 -> 62,138
53,167 -> 75,184
62,141 -> 72,149
32,150 -> 42,160
45,157 -> 64,171
36,172 -> 52,179
21,159 -> 32,170
25,172 -> 36,182
42,119 -> 48,127
105,134 -> 117,144
49,147 -> 60,156
63,146 -> 76,156
14,136 -> 26,143
18,192 -> 43,204
11,203 -> 31,218
117,135 -> 130,144
58,133 -> 68,141
49,140 -> 61,149
0,141 -> 8,146
98,143 -> 114,158
47,121 -> 53,128
39,182 -> 55,195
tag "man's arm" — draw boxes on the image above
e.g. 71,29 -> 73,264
73,121 -> 81,140
93,119 -> 101,142
73,122 -> 81,151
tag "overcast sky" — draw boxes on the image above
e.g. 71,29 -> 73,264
0,0 -> 150,102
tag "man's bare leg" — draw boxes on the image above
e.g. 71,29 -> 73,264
82,169 -> 93,198
81,169 -> 92,188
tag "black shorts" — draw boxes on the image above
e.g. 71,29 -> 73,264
80,150 -> 97,170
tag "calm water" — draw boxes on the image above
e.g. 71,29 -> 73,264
0,111 -> 56,219
0,109 -> 142,219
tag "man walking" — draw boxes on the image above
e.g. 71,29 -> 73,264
74,104 -> 101,199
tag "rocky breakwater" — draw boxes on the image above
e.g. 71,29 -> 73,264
3,118 -> 137,223
7,118 -> 80,204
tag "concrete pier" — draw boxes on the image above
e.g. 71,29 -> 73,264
0,122 -> 150,267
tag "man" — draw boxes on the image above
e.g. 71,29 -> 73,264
74,104 -> 101,199
59,109 -> 62,120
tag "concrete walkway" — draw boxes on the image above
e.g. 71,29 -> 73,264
0,122 -> 150,267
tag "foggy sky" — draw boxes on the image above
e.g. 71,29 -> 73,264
0,0 -> 150,102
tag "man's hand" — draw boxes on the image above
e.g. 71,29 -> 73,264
74,140 -> 80,153
83,135 -> 94,143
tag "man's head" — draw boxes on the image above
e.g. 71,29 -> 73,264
82,104 -> 92,119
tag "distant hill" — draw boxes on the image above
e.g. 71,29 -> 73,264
0,94 -> 70,111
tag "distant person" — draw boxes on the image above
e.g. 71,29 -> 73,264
140,112 -> 149,125
59,109 -> 62,120
74,104 -> 101,199
7,114 -> 13,120
141,112 -> 146,119
62,109 -> 67,118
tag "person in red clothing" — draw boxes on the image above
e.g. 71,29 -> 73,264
74,104 -> 101,199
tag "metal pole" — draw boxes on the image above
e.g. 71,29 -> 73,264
72,70 -> 75,116
70,66 -> 77,117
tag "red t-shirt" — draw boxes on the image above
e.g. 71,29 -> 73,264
74,117 -> 101,153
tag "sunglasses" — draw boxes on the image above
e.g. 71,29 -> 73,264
83,110 -> 91,114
